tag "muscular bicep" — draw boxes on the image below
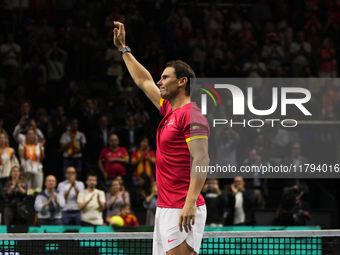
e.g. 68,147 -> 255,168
187,139 -> 210,177
139,80 -> 161,110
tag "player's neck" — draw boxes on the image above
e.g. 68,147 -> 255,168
169,94 -> 190,111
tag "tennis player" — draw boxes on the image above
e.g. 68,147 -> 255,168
113,22 -> 210,255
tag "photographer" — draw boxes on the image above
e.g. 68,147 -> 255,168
225,176 -> 256,226
202,178 -> 228,226
275,185 -> 311,226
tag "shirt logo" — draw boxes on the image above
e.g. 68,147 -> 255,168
192,125 -> 200,129
168,238 -> 177,243
167,118 -> 175,126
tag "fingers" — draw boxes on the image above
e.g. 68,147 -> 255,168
178,215 -> 183,232
114,21 -> 125,34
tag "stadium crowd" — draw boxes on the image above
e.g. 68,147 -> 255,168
0,0 -> 339,227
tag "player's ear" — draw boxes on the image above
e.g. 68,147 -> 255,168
179,77 -> 188,88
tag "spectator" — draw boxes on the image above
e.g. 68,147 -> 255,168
60,118 -> 86,178
143,182 -> 158,226
45,41 -> 68,82
0,33 -> 21,68
282,143 -> 310,195
79,98 -> 100,144
243,52 -> 266,78
92,115 -> 115,159
118,114 -> 143,153
242,149 -> 269,209
261,33 -> 284,76
275,185 -> 311,226
318,38 -> 337,78
106,179 -> 130,219
189,28 -> 207,73
252,0 -> 273,32
3,166 -> 28,226
18,127 -> 45,192
77,173 -> 106,226
290,31 -> 311,77
267,122 -> 289,163
34,175 -> 65,226
0,132 -> 19,178
202,178 -> 228,226
135,173 -> 152,208
13,117 -> 45,146
131,137 -> 155,182
321,81 -> 338,119
47,105 -> 68,148
57,166 -> 85,225
214,125 -> 240,168
4,90 -> 34,128
98,133 -> 129,185
225,176 -> 256,226
111,204 -> 139,226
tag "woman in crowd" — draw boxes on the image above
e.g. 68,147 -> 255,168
18,127 -> 45,192
143,182 -> 158,226
106,179 -> 130,219
3,166 -> 28,225
0,132 -> 19,177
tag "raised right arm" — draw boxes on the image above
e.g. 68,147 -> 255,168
113,21 -> 161,110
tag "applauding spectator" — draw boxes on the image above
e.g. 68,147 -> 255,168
77,173 -> 105,226
60,118 -> 86,178
34,175 -> 65,226
18,127 -> 45,192
57,166 -> 85,225
0,132 -> 19,178
106,179 -> 130,219
3,166 -> 28,226
131,137 -> 155,182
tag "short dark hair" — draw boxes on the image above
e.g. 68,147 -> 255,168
166,60 -> 195,96
86,173 -> 97,180
120,204 -> 130,211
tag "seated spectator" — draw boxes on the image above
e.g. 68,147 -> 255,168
3,166 -> 28,226
131,136 -> 155,182
57,166 -> 85,225
143,182 -> 158,226
0,132 -> 19,177
275,185 -> 311,226
107,204 -> 139,226
225,176 -> 256,226
106,179 -> 130,219
18,128 -> 45,192
34,175 -> 65,226
98,133 -> 129,186
77,173 -> 105,226
202,178 -> 228,226
60,118 -> 86,178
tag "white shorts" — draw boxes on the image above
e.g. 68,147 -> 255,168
153,205 -> 206,255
